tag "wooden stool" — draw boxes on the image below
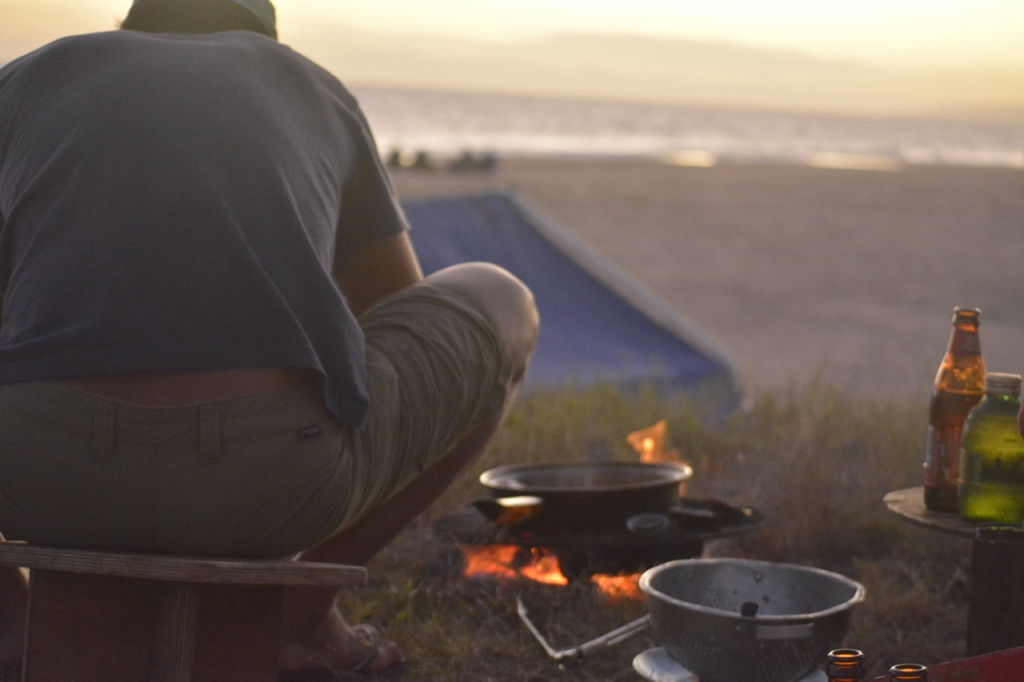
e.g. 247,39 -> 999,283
0,542 -> 367,682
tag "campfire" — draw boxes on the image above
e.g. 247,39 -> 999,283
429,421 -> 767,673
451,421 -> 701,601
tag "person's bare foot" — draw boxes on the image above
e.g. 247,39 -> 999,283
279,605 -> 403,675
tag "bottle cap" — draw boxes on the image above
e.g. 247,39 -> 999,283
983,372 -> 1022,396
952,307 -> 981,325
827,649 -> 865,679
889,663 -> 927,681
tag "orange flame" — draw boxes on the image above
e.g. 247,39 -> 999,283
627,420 -> 689,497
462,544 -> 521,582
591,573 -> 644,601
461,545 -> 568,585
627,421 -> 667,462
627,420 -> 686,465
460,545 -> 644,598
519,547 -> 570,585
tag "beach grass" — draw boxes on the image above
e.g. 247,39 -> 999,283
338,382 -> 972,680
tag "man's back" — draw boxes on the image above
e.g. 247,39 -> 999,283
0,30 -> 406,425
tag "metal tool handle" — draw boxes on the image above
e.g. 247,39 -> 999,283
516,595 -> 651,662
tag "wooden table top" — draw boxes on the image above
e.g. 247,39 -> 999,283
883,486 -> 982,538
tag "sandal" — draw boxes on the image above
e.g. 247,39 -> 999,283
350,624 -> 380,673
279,624 -> 404,681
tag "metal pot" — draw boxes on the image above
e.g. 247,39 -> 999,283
639,558 -> 866,682
478,462 -> 693,533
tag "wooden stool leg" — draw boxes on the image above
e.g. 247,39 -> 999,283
191,584 -> 283,682
24,571 -> 159,681
150,583 -> 199,682
23,573 -> 284,682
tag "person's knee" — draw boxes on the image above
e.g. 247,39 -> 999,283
424,263 -> 538,379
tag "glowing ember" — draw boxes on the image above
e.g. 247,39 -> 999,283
519,548 -> 569,586
461,545 -> 643,598
461,545 -> 568,585
462,544 -> 522,582
590,573 -> 643,601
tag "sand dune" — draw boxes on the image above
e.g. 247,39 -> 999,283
390,158 -> 1024,402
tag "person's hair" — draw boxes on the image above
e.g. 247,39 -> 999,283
120,0 -> 276,40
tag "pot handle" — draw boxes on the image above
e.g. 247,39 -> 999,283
472,496 -> 544,525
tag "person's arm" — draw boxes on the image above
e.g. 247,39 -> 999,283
334,232 -> 423,318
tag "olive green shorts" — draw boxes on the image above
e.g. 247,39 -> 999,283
0,283 -> 516,558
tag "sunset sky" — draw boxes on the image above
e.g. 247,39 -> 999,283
5,0 -> 1023,67
293,0 -> 1024,69
3,1 -> 1022,117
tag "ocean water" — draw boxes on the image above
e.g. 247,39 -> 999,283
351,85 -> 1024,170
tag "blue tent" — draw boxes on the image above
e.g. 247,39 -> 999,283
403,191 -> 743,419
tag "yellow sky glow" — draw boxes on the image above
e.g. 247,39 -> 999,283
287,0 -> 1024,68
2,0 -> 1022,119
3,0 -> 1023,69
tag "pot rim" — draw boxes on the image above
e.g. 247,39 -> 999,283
639,558 -> 866,623
479,461 -> 694,494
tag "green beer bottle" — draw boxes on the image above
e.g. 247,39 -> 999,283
957,373 -> 1024,523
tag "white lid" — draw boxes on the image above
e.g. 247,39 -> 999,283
983,372 -> 1022,396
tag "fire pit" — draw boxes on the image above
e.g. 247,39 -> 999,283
433,497 -> 761,581
445,461 -> 758,581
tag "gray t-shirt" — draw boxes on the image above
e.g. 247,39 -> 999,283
0,30 -> 408,427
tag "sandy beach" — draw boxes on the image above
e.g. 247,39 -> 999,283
389,158 -> 1024,404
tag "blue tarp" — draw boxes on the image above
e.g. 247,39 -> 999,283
403,191 -> 742,418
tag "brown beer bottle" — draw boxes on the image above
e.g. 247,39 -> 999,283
826,649 -> 865,681
924,307 -> 985,512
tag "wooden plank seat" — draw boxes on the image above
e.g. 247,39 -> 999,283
0,542 -> 367,682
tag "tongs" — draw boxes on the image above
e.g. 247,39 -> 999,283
516,596 -> 651,662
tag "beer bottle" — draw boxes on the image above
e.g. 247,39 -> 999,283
957,373 -> 1024,523
826,649 -> 865,681
924,307 -> 985,512
889,663 -> 927,681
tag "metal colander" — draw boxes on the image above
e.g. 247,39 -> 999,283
639,558 -> 865,682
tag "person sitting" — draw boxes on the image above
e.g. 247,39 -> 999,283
0,0 -> 539,678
